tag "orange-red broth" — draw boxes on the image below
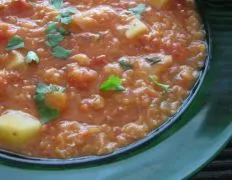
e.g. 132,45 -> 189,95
0,0 -> 206,158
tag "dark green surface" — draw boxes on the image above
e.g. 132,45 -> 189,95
0,0 -> 232,179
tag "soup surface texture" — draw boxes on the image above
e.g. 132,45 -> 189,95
0,0 -> 206,158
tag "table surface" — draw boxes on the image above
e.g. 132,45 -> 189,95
194,142 -> 232,179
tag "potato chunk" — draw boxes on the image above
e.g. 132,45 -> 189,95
7,50 -> 27,70
45,91 -> 67,111
0,110 -> 41,145
125,19 -> 148,39
71,6 -> 117,30
150,0 -> 169,8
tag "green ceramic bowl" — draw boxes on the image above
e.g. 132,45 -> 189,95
0,0 -> 231,179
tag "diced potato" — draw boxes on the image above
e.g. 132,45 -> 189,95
150,0 -> 169,8
67,66 -> 98,88
6,50 -> 27,70
125,19 -> 148,39
71,6 -> 116,30
150,54 -> 173,74
45,92 -> 67,111
0,110 -> 41,145
72,13 -> 97,30
70,54 -> 91,66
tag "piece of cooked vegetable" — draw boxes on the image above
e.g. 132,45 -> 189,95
149,75 -> 169,93
0,110 -> 41,145
35,83 -> 66,123
25,51 -> 40,64
7,50 -> 26,70
6,35 -> 24,51
150,0 -> 169,8
71,54 -> 91,66
145,55 -> 162,65
118,57 -> 133,70
128,4 -> 146,19
45,91 -> 67,111
125,18 -> 148,39
149,54 -> 173,74
100,75 -> 125,91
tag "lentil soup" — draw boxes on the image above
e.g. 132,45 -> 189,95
0,0 -> 206,159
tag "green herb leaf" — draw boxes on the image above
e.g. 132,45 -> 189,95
57,8 -> 76,25
57,27 -> 70,36
45,22 -> 71,59
149,75 -> 169,93
6,35 -> 25,51
145,56 -> 162,65
119,57 -> 133,70
100,75 -> 125,91
59,15 -> 72,25
51,0 -> 63,9
52,45 -> 72,59
25,51 -> 40,64
128,4 -> 146,19
45,33 -> 64,47
35,83 -> 65,123
45,21 -> 70,36
45,22 -> 58,34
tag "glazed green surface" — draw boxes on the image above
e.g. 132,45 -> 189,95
0,0 -> 232,179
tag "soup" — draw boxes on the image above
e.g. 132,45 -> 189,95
0,0 -> 206,158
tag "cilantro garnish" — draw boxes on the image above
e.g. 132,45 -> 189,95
52,45 -> 72,59
57,8 -> 76,25
45,22 -> 58,34
118,57 -> 133,70
145,56 -> 162,65
45,21 -> 70,36
45,33 -> 64,47
25,51 -> 40,64
51,0 -> 63,9
45,21 -> 71,59
100,75 -> 125,91
35,83 -> 65,123
6,35 -> 25,51
149,75 -> 169,93
128,4 -> 146,19
57,26 -> 70,36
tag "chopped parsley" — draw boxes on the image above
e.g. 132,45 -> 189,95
149,75 -> 169,93
57,8 -> 76,25
100,75 -> 125,91
25,51 -> 40,64
51,0 -> 63,9
6,35 -> 25,51
52,45 -> 72,59
45,33 -> 64,47
45,22 -> 71,59
118,57 -> 133,70
57,26 -> 70,36
45,22 -> 58,34
145,56 -> 162,65
45,21 -> 70,36
128,4 -> 146,19
35,83 -> 65,123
